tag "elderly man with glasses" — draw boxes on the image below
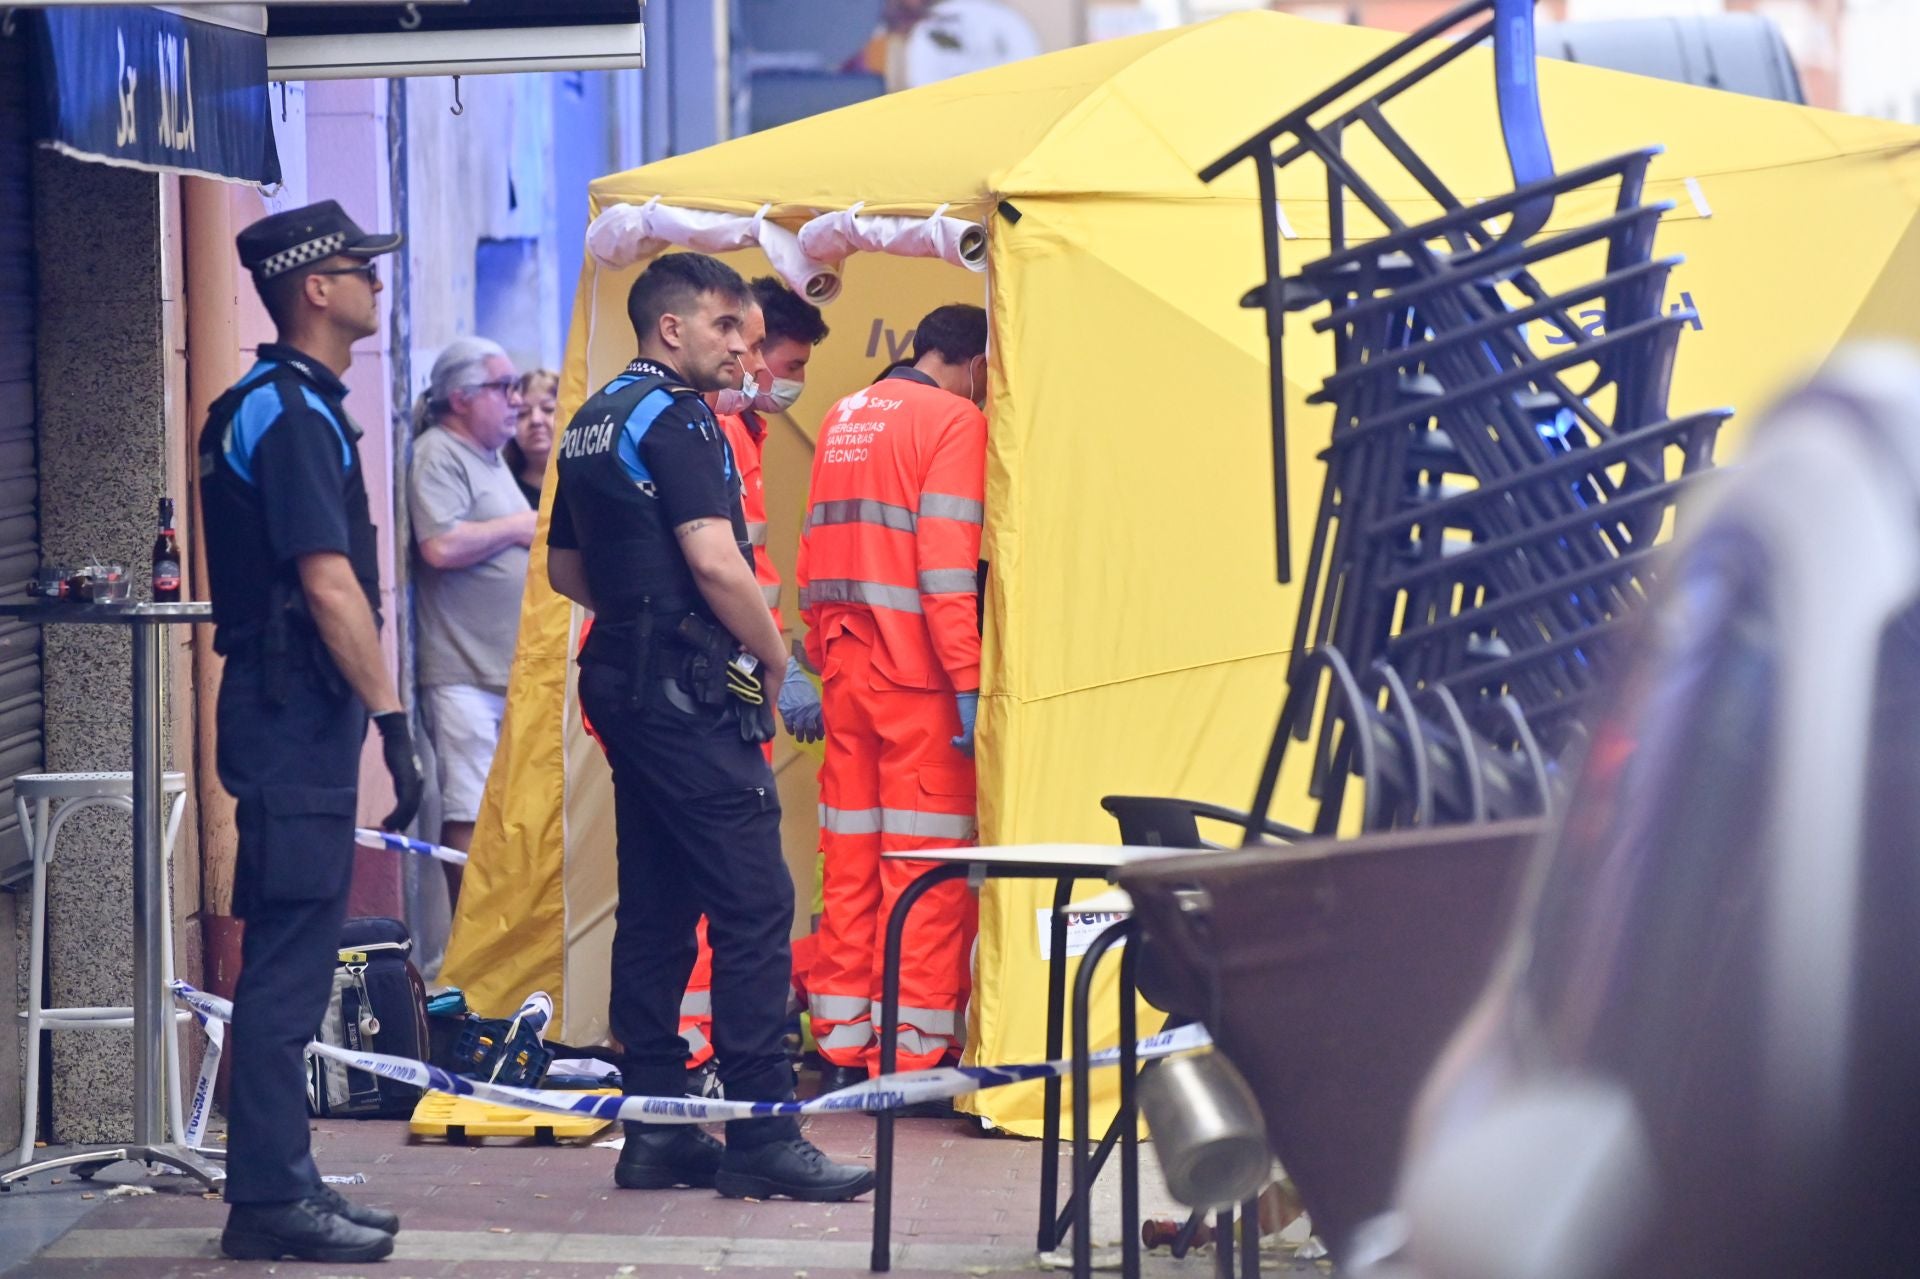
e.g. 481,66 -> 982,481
407,337 -> 537,904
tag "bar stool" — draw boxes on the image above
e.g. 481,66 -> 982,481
14,771 -> 190,1167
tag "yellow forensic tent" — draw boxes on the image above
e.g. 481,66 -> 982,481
443,10 -> 1920,1136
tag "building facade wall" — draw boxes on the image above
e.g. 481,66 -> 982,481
26,157 -> 200,1143
404,71 -> 645,379
1838,0 -> 1920,123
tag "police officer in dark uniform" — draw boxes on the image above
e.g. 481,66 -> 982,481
198,201 -> 424,1263
546,252 -> 872,1201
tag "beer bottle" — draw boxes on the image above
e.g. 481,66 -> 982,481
151,498 -> 181,603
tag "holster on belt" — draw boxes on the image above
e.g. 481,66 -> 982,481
670,614 -> 774,742
624,600 -> 657,713
668,614 -> 771,741
674,614 -> 732,707
259,579 -> 352,706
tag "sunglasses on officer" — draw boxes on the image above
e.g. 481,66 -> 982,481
311,261 -> 380,284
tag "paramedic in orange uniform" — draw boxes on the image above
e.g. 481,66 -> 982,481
715,277 -> 831,651
797,304 -> 988,1086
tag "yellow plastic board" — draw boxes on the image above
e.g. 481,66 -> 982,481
408,1090 -> 619,1145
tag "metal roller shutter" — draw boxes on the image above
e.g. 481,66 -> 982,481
0,33 -> 44,851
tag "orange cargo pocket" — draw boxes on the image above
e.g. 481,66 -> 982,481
916,762 -> 976,807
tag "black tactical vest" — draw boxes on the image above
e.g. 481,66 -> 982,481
553,366 -> 750,636
197,353 -> 381,656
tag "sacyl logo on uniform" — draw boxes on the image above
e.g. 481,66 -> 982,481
835,388 -> 871,424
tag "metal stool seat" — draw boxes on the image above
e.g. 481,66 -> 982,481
14,771 -> 191,1167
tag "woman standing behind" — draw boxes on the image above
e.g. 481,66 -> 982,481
505,368 -> 558,507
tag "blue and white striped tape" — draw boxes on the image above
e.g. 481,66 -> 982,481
354,828 -> 469,866
182,1011 -> 223,1153
170,980 -> 1210,1125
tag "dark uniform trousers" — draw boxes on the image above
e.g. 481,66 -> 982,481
216,649 -> 366,1204
578,661 -> 801,1148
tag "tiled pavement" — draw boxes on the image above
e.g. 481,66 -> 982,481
3,1110 -> 1330,1277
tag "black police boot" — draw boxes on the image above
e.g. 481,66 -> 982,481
715,1136 -> 877,1202
316,1182 -> 401,1234
615,1124 -> 725,1190
221,1196 -> 396,1263
817,1063 -> 867,1094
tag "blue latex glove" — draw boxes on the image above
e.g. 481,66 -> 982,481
951,691 -> 979,757
777,655 -> 824,743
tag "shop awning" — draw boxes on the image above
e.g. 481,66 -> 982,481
266,0 -> 645,81
26,5 -> 280,185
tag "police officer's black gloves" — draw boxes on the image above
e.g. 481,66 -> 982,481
372,711 -> 423,832
722,654 -> 778,745
740,698 -> 777,745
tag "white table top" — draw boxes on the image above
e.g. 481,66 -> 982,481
880,843 -> 1197,870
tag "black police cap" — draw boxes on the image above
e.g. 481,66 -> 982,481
236,199 -> 402,280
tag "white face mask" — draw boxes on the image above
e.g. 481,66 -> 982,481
967,359 -> 987,411
711,369 -> 758,417
754,376 -> 805,414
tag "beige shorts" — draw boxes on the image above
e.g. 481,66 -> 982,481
423,683 -> 506,823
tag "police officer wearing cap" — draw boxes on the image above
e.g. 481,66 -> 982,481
546,252 -> 873,1202
198,200 -> 423,1263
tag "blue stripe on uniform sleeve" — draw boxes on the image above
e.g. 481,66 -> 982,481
617,387 -> 677,487
222,386 -> 279,486
297,387 -> 355,471
221,365 -> 353,484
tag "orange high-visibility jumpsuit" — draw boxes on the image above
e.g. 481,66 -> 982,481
718,409 -> 785,627
577,410 -> 780,1073
797,371 -> 985,1073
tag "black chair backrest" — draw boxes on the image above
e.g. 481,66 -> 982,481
1098,795 -> 1221,1018
1099,795 -> 1210,849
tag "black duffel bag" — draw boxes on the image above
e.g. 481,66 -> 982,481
307,916 -> 431,1118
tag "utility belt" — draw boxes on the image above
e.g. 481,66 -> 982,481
581,599 -> 775,743
217,579 -> 351,707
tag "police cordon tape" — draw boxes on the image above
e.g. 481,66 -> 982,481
354,828 -> 468,866
182,1009 -> 223,1154
169,980 -> 1212,1125
178,985 -> 556,1160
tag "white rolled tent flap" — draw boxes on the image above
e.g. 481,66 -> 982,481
798,202 -> 989,274
584,197 -> 843,305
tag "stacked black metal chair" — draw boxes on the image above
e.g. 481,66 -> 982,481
1201,0 -> 1728,839
1095,12 -> 1729,1267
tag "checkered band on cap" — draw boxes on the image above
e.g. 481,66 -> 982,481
257,231 -> 350,279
